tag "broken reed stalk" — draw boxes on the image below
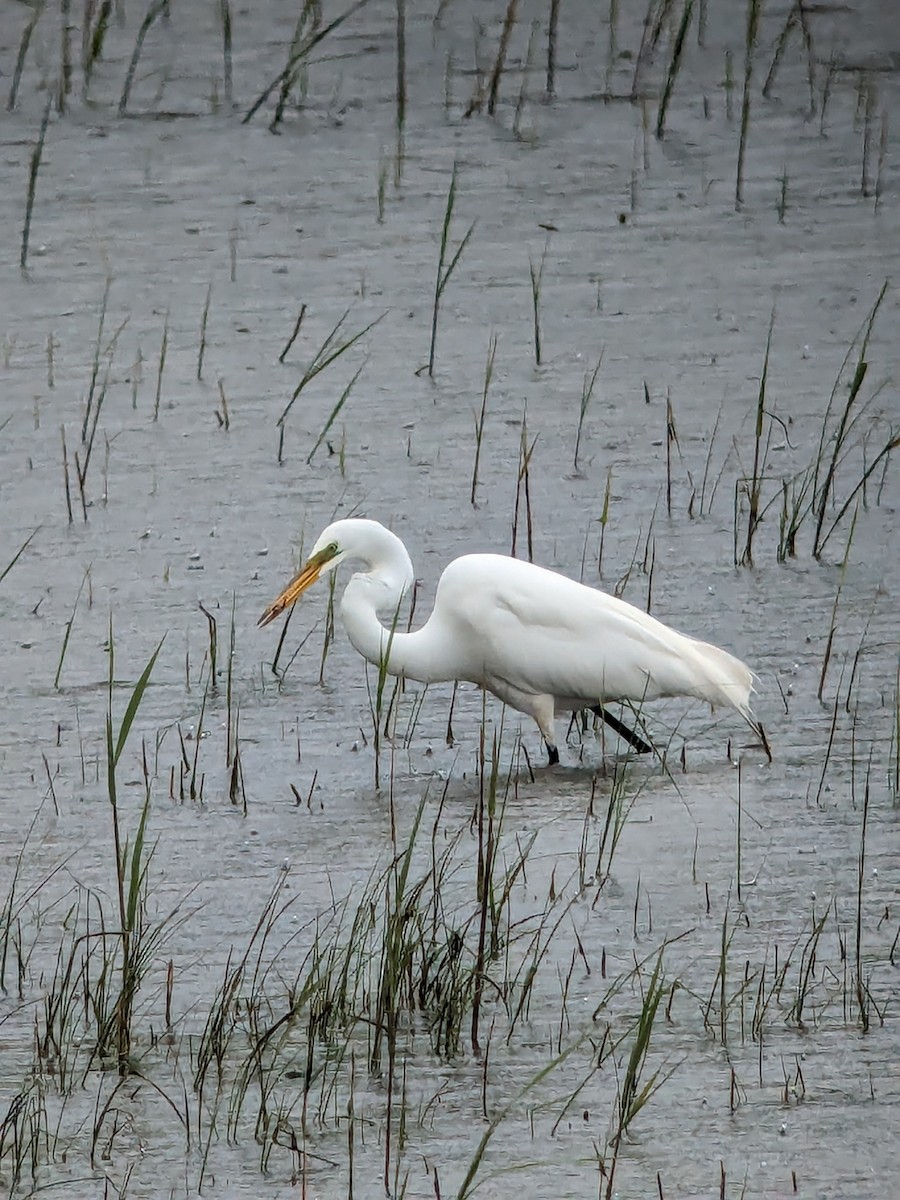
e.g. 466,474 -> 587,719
513,19 -> 540,139
860,76 -> 876,197
735,0 -> 761,211
0,528 -> 39,587
83,1 -> 114,101
471,332 -> 498,506
546,0 -> 561,98
216,379 -> 231,429
278,304 -> 307,363
606,0 -> 619,93
220,0 -> 233,108
61,426 -> 73,523
21,94 -> 53,277
7,6 -> 41,111
153,311 -> 169,420
119,0 -> 169,116
58,0 -> 73,114
394,0 -> 406,185
529,237 -> 549,366
656,0 -> 694,139
487,0 -> 520,116
776,166 -> 789,222
427,163 -> 475,378
874,109 -> 889,213
199,602 -> 218,692
197,284 -> 212,381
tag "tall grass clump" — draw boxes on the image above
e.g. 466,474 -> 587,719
105,624 -> 166,1071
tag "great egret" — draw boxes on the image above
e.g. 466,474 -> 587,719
259,518 -> 770,764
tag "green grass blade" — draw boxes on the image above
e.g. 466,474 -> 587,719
113,636 -> 166,767
307,363 -> 365,464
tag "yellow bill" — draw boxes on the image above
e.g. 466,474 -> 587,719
258,544 -> 337,628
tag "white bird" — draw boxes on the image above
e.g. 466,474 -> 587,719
259,518 -> 770,764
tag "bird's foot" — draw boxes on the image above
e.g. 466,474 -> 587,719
546,744 -> 560,766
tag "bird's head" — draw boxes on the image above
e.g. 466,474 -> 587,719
258,522 -> 347,628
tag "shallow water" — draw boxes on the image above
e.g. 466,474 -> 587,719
1,2 -> 898,1197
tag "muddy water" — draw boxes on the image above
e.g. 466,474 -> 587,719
1,1 -> 898,1197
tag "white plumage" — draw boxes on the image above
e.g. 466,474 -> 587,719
260,518 -> 769,763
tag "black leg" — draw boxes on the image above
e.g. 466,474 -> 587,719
591,706 -> 653,755
547,743 -> 560,766
751,718 -> 773,763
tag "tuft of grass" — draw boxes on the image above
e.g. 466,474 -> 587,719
601,950 -> 670,1200
812,282 -> 890,559
105,623 -> 166,1072
278,310 -> 384,428
244,0 -> 371,128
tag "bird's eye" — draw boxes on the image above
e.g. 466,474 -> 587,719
327,542 -> 339,557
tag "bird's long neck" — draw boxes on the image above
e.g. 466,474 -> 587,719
338,533 -> 442,684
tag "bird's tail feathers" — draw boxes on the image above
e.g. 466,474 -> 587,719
690,638 -> 756,719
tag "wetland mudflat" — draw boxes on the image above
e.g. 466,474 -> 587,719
1,2 -> 898,1197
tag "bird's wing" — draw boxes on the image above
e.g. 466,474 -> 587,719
434,554 -> 751,713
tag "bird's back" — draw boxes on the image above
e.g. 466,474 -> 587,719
432,553 -> 754,717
